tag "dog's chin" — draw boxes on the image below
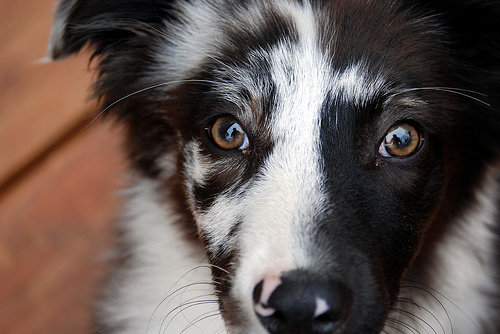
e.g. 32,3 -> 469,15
218,298 -> 389,334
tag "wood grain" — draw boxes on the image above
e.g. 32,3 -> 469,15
0,0 -> 96,186
0,122 -> 126,334
0,1 -> 130,333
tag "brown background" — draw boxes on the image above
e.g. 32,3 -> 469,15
0,1 -> 126,333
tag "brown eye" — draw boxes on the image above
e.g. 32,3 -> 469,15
210,117 -> 250,151
379,123 -> 421,158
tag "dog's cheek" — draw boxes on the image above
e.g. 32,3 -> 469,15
188,192 -> 250,328
375,157 -> 445,282
180,141 -> 212,215
180,140 -> 246,259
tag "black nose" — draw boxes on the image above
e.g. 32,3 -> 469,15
253,271 -> 352,334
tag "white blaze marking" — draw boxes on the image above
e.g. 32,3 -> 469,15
231,2 -> 331,332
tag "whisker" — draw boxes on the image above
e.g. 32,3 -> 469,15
207,263 -> 231,276
85,79 -> 218,130
400,285 -> 454,334
148,263 -> 232,333
387,86 -> 490,107
180,311 -> 222,334
152,266 -> 213,300
148,264 -> 219,332
387,317 -> 422,334
402,280 -> 477,328
397,297 -> 446,334
384,322 -> 408,334
148,281 -> 214,333
393,308 -> 437,334
390,86 -> 487,98
215,324 -> 229,334
182,293 -> 220,304
176,291 -> 220,326
161,300 -> 219,334
187,263 -> 231,276
403,86 -> 486,96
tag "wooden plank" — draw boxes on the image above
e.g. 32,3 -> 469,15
0,121 -> 127,334
0,0 -> 97,186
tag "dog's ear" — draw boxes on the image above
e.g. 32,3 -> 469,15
406,1 -> 500,159
47,0 -> 176,60
415,1 -> 500,79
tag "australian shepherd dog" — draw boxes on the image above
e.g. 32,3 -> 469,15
47,0 -> 499,333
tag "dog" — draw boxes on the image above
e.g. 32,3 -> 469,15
47,0 -> 499,333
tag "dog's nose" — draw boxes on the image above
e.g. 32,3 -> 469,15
253,272 -> 352,334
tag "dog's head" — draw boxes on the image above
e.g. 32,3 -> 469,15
49,1 -> 499,333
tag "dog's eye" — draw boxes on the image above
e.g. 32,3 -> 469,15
379,123 -> 421,158
210,117 -> 250,151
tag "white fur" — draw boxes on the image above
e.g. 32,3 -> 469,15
388,167 -> 499,334
182,141 -> 211,213
204,2 -> 331,332
99,176 -> 225,334
332,63 -> 386,107
154,0 -> 222,84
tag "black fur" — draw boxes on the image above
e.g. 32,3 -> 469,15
49,0 -> 500,333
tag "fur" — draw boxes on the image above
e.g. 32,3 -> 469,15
48,0 -> 499,333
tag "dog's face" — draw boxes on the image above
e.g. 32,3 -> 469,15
49,0 -> 499,333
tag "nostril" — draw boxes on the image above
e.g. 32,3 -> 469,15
252,280 -> 264,304
313,293 -> 350,322
315,312 -> 335,322
312,295 -> 348,333
253,276 -> 282,317
313,306 -> 342,332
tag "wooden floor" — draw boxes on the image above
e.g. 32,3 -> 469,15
0,1 -> 127,333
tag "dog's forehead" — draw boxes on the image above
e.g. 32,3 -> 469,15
208,1 -> 392,126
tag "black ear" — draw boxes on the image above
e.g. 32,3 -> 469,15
428,1 -> 500,142
428,1 -> 499,68
47,0 -> 177,60
403,0 -> 500,161
415,1 -> 500,91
